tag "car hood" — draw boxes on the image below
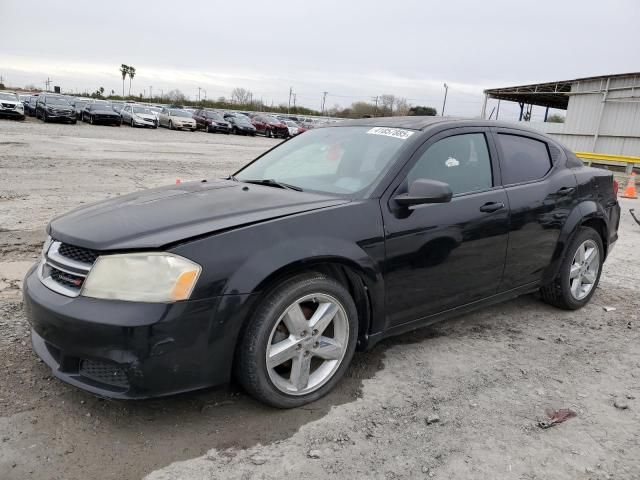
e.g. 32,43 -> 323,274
48,179 -> 349,250
135,113 -> 156,121
172,116 -> 194,122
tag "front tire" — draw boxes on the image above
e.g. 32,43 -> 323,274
540,227 -> 603,310
236,273 -> 358,408
169,120 -> 174,130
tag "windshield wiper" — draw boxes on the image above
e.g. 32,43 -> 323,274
240,179 -> 303,191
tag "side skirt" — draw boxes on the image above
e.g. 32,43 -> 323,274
363,282 -> 540,350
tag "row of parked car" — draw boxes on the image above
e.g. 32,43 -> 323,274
1,90 -> 329,138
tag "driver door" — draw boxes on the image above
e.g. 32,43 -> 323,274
382,128 -> 509,328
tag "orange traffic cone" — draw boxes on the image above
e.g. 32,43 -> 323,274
621,172 -> 637,199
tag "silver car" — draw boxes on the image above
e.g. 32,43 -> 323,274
158,108 -> 197,131
121,104 -> 158,128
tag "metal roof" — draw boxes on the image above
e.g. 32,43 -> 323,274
484,72 -> 640,110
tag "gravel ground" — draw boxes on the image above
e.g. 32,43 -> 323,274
1,117 -> 639,480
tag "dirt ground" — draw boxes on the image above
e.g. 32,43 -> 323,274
1,118 -> 639,480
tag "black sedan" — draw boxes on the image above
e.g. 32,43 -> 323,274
82,102 -> 122,126
224,113 -> 257,135
23,117 -> 619,408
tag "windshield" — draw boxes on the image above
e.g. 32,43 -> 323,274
170,109 -> 192,117
46,97 -> 71,105
235,126 -> 414,195
233,116 -> 251,124
0,93 -> 18,101
206,112 -> 224,121
133,106 -> 152,114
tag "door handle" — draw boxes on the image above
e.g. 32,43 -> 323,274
479,202 -> 505,213
556,187 -> 575,196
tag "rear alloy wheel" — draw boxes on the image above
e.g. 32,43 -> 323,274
236,273 -> 358,408
540,227 -> 603,310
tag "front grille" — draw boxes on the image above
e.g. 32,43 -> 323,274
79,359 -> 129,389
59,243 -> 99,264
1,103 -> 15,109
39,239 -> 95,297
50,266 -> 85,289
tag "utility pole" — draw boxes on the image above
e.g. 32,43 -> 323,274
293,93 -> 297,109
321,91 -> 328,115
372,96 -> 379,116
288,86 -> 293,114
441,83 -> 449,116
44,78 -> 51,92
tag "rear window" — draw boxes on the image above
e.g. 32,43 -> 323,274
497,134 -> 552,184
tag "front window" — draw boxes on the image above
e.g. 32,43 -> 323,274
235,126 -> 415,195
46,97 -> 71,106
407,133 -> 493,195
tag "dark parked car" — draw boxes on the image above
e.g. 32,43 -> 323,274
224,113 -> 257,136
69,98 -> 89,120
82,102 -> 122,126
24,117 -> 620,408
36,94 -> 76,123
193,109 -> 231,133
252,115 -> 289,138
25,95 -> 39,116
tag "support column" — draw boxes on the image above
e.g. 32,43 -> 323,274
592,77 -> 610,152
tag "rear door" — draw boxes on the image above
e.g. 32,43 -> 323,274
382,127 -> 510,327
491,128 -> 578,290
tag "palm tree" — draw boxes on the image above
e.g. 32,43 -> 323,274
120,64 -> 129,97
128,66 -> 136,96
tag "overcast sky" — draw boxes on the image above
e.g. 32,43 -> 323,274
1,0 -> 638,120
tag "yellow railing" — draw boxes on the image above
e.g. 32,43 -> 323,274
575,151 -> 640,164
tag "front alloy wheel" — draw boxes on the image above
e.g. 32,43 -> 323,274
237,273 -> 358,408
266,293 -> 349,396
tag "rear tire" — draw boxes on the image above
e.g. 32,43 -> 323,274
236,273 -> 358,408
540,227 -> 603,310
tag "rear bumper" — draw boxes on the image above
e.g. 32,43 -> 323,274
23,264 -> 253,399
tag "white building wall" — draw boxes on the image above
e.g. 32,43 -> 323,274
527,75 -> 640,156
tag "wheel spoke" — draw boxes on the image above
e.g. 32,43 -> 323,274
309,302 -> 338,335
282,304 -> 308,334
267,337 -> 299,369
570,277 -> 582,298
582,270 -> 597,284
576,244 -> 585,264
314,336 -> 343,360
290,354 -> 311,391
569,263 -> 581,279
586,249 -> 599,268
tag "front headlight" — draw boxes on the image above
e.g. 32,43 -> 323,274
81,253 -> 201,303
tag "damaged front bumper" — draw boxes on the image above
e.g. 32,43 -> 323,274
23,264 -> 248,399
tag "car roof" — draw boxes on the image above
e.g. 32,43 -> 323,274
331,116 -> 543,134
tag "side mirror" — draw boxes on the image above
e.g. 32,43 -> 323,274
394,179 -> 453,207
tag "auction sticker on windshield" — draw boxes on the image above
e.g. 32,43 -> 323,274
367,127 -> 415,140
